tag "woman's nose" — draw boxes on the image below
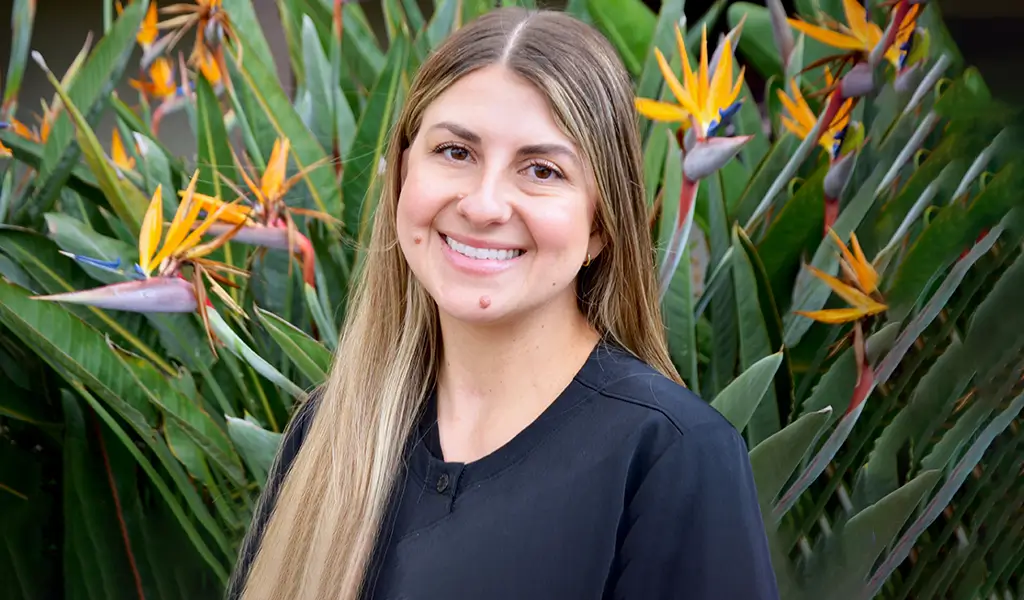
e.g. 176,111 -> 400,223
455,172 -> 513,226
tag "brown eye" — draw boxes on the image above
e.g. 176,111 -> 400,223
443,146 -> 470,161
526,161 -> 564,181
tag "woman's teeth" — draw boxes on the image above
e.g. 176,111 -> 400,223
445,235 -> 523,261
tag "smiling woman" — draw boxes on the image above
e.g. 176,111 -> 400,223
227,7 -> 778,600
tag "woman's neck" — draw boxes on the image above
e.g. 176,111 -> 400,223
433,298 -> 600,463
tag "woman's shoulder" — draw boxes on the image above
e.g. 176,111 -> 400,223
579,342 -> 737,442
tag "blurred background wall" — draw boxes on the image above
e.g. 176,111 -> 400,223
0,0 -> 1020,159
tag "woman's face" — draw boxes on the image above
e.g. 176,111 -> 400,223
396,65 -> 602,326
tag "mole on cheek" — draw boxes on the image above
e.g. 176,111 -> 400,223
413,235 -> 423,244
479,295 -> 491,309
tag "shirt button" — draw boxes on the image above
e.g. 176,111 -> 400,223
436,472 -> 450,493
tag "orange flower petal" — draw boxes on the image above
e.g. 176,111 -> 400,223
138,185 -> 164,276
788,18 -> 866,50
635,98 -> 691,123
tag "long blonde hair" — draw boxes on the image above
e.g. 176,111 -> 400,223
233,7 -> 680,599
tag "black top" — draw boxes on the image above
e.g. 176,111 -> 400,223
228,341 -> 779,599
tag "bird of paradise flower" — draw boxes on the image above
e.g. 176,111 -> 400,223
157,0 -> 234,66
187,137 -> 339,286
34,171 -> 247,351
634,23 -> 752,297
789,0 -> 921,85
777,68 -> 866,233
796,229 -> 887,413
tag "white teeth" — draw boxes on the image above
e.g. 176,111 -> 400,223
445,235 -> 523,261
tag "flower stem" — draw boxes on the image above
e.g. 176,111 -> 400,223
658,175 -> 699,300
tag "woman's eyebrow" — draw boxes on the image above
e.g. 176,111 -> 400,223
428,122 -> 581,169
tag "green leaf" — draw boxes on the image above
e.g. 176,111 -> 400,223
585,0 -> 657,77
0,439 -> 57,599
802,470 -> 942,597
0,225 -> 172,375
634,0 -> 687,104
706,172 -> 738,397
0,386 -> 58,430
341,34 -> 409,250
206,308 -> 309,402
728,3 -> 783,83
886,164 -> 1023,320
855,337 -> 972,508
734,81 -> 770,176
61,391 -> 146,600
749,406 -> 832,515
224,39 -> 341,217
424,0 -> 460,49
65,380 -> 229,583
0,133 -> 106,207
2,0 -> 36,116
226,416 -> 282,484
32,50 -> 150,234
221,0 -> 279,80
756,165 -> 825,313
733,134 -> 799,228
862,391 -> 1024,597
709,351 -> 783,431
31,0 -> 149,216
0,279 -> 245,501
731,225 -> 783,445
256,306 -> 331,385
194,73 -> 234,202
301,15 -> 354,160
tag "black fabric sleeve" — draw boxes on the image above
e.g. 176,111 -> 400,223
609,422 -> 780,599
224,392 -> 321,600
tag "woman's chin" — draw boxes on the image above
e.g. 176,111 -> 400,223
434,291 -> 517,326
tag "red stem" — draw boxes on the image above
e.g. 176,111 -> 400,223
823,195 -> 839,236
91,411 -> 146,600
296,233 -> 316,287
820,92 -> 844,132
880,1 -> 911,62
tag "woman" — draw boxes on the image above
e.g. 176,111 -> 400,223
228,7 -> 778,600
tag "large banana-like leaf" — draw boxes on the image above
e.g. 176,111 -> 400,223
709,351 -> 782,431
0,224 -> 170,374
585,0 -> 657,77
2,0 -> 36,116
194,74 -> 235,203
863,391 -> 1024,598
800,470 -> 942,599
0,429 -> 57,598
256,306 -> 331,385
29,1 -> 149,217
731,225 -> 789,445
32,50 -> 150,234
224,39 -> 341,217
748,406 -> 832,516
226,415 -> 283,484
886,165 -> 1023,319
633,0 -> 686,105
727,2 -> 783,83
0,280 -> 245,526
64,380 -> 230,584
341,34 -> 409,251
61,391 -> 149,600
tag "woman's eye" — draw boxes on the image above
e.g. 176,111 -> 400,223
528,162 -> 563,181
443,146 -> 470,161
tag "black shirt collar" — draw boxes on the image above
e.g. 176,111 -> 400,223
409,339 -> 622,492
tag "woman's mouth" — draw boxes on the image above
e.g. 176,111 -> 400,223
442,233 -> 525,261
